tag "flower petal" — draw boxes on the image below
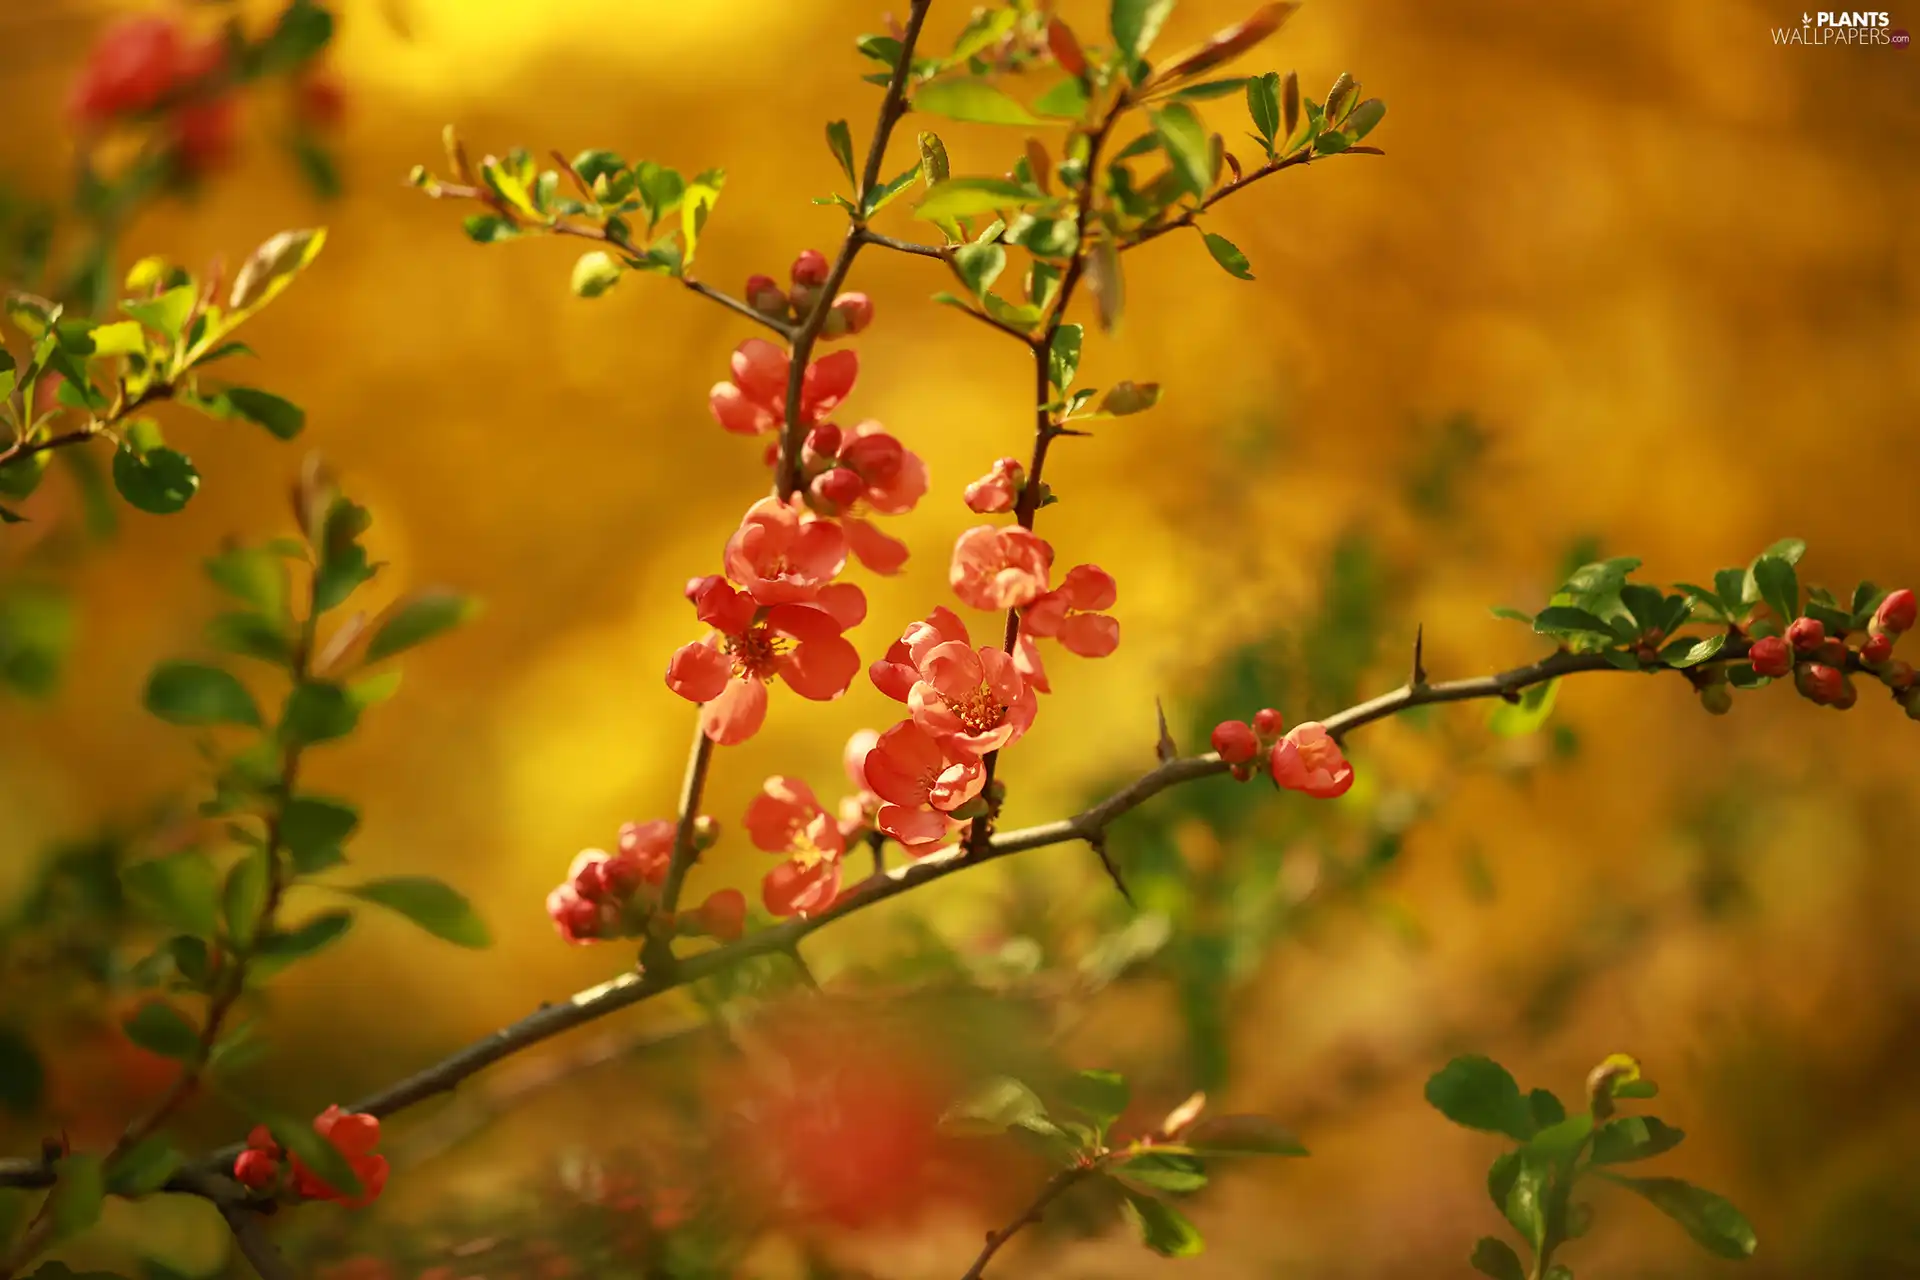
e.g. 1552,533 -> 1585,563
666,641 -> 730,703
1059,612 -> 1120,658
702,677 -> 768,745
780,634 -> 860,700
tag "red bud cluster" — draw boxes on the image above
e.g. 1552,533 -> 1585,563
545,819 -> 743,946
1734,586 -> 1915,714
742,252 -> 872,340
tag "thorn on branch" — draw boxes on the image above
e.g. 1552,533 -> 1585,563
1154,697 -> 1179,763
1411,624 -> 1427,688
1088,833 -> 1133,906
784,945 -> 821,990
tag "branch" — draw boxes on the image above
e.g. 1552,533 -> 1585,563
772,0 -> 934,498
1119,145 -> 1384,254
0,381 -> 174,470
959,1163 -> 1100,1280
654,728 -> 716,919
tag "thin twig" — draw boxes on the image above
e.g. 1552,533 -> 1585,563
959,1163 -> 1101,1279
1119,146 -> 1384,254
856,228 -> 949,259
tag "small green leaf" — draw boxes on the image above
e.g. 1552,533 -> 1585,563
1504,1150 -> 1551,1250
913,78 -> 1042,126
47,1154 -> 105,1244
1533,606 -> 1616,638
462,214 -> 519,244
216,386 -> 306,440
227,227 -> 327,316
1063,1068 -> 1130,1129
1489,679 -> 1559,736
267,1114 -> 361,1199
1590,1116 -> 1686,1165
1425,1055 -> 1533,1140
1751,555 -> 1798,626
87,320 -> 147,357
1121,1188 -> 1204,1257
1714,567 -> 1750,611
1098,381 -> 1160,416
121,1001 -> 200,1061
206,612 -> 294,666
223,849 -> 269,948
123,852 -> 221,936
1247,71 -> 1281,145
344,875 -> 490,947
1346,98 -> 1387,141
940,1076 -> 1049,1136
105,1136 -> 182,1197
915,177 -> 1044,222
950,242 -> 1007,298
282,680 -> 359,744
1469,1237 -> 1525,1280
348,669 -> 403,708
1111,0 -> 1177,60
281,795 -> 359,873
679,180 -> 722,268
365,588 -> 479,662
1184,1114 -> 1308,1156
113,443 -> 200,514
1150,104 -> 1212,198
1660,633 -> 1726,668
1201,231 -> 1254,280
570,251 -> 623,299
205,546 -> 288,615
863,161 -> 922,216
825,120 -> 857,185
1034,77 -> 1091,120
1603,1175 -> 1757,1259
253,910 -> 353,976
1528,1088 -> 1567,1131
1118,1151 -> 1207,1193
1048,324 -> 1082,391
1313,129 -> 1351,154
144,661 -> 261,727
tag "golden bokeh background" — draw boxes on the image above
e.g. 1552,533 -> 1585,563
4,0 -> 1920,1276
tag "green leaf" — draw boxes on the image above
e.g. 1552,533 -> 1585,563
1034,77 -> 1091,119
1150,104 -> 1212,198
1063,1068 -> 1130,1129
1504,1150 -> 1551,1251
87,320 -> 146,357
1590,1116 -> 1686,1165
949,6 -> 1019,63
122,284 -> 198,339
282,680 -> 359,744
105,1136 -> 181,1197
1111,0 -> 1177,60
223,849 -> 269,948
1170,77 -> 1250,102
1751,555 -> 1798,625
1087,234 -> 1125,333
253,910 -> 353,976
950,242 -> 1007,298
47,1154 -> 105,1243
1714,567 -> 1750,611
863,161 -> 923,217
344,875 -> 490,947
940,1076 -> 1049,1136
1120,1188 -> 1204,1257
1533,606 -> 1616,638
915,177 -> 1044,222
281,795 -> 359,873
462,213 -> 519,244
112,442 -> 199,514
1528,1088 -> 1567,1131
1098,381 -> 1160,416
206,612 -> 294,666
679,180 -> 722,268
205,546 -> 287,615
1201,231 -> 1254,280
0,1024 -> 46,1115
347,669 -> 403,709
1755,536 -> 1807,566
1489,679 -> 1559,737
365,588 -> 479,662
217,386 -> 306,440
1660,633 -> 1726,668
1469,1237 -> 1525,1280
1346,98 -> 1387,141
1425,1055 -> 1533,1140
1184,1114 -> 1308,1156
123,852 -> 221,936
1603,1175 -> 1757,1259
913,78 -> 1042,126
227,228 -> 327,317
1314,129 -> 1352,154
144,661 -> 261,727
1048,324 -> 1083,391
267,1115 -> 362,1200
257,0 -> 334,71
825,120 -> 857,186
121,1001 -> 200,1061
1118,1151 -> 1207,1193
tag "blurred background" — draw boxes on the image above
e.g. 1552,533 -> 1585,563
3,0 -> 1919,1276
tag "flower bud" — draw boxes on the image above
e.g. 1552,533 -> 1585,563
1699,684 -> 1733,716
560,895 -> 602,940
829,292 -> 873,336
790,249 -> 830,287
1816,637 -> 1849,668
693,888 -> 746,942
963,457 -> 1024,514
1786,616 -> 1825,654
745,273 -> 788,318
1748,634 -> 1791,678
1796,662 -> 1843,704
1902,687 -> 1920,720
1229,761 -> 1256,782
1882,659 -> 1915,692
571,859 -> 609,902
812,466 -> 866,510
233,1148 -> 279,1190
691,814 -> 721,851
1832,677 -> 1858,711
1210,719 -> 1258,764
600,854 -> 644,899
1861,632 -> 1894,666
1252,707 -> 1284,739
1877,588 -> 1917,635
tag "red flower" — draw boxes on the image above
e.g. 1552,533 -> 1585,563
746,777 -> 845,918
1269,722 -> 1354,799
863,720 -> 985,849
950,525 -> 1053,611
724,496 -> 854,605
290,1106 -> 388,1209
872,608 -> 1038,756
233,1146 -> 278,1190
666,577 -> 863,745
170,95 -> 240,176
708,340 -> 857,437
1748,634 -> 1791,678
296,68 -> 347,129
801,420 -> 928,575
1210,720 -> 1258,763
1021,564 -> 1119,659
69,17 -> 183,122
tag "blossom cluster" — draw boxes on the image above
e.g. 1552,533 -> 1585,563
232,1106 -> 389,1208
543,819 -> 744,946
1738,586 -> 1917,715
1212,707 -> 1356,798
68,12 -> 342,178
